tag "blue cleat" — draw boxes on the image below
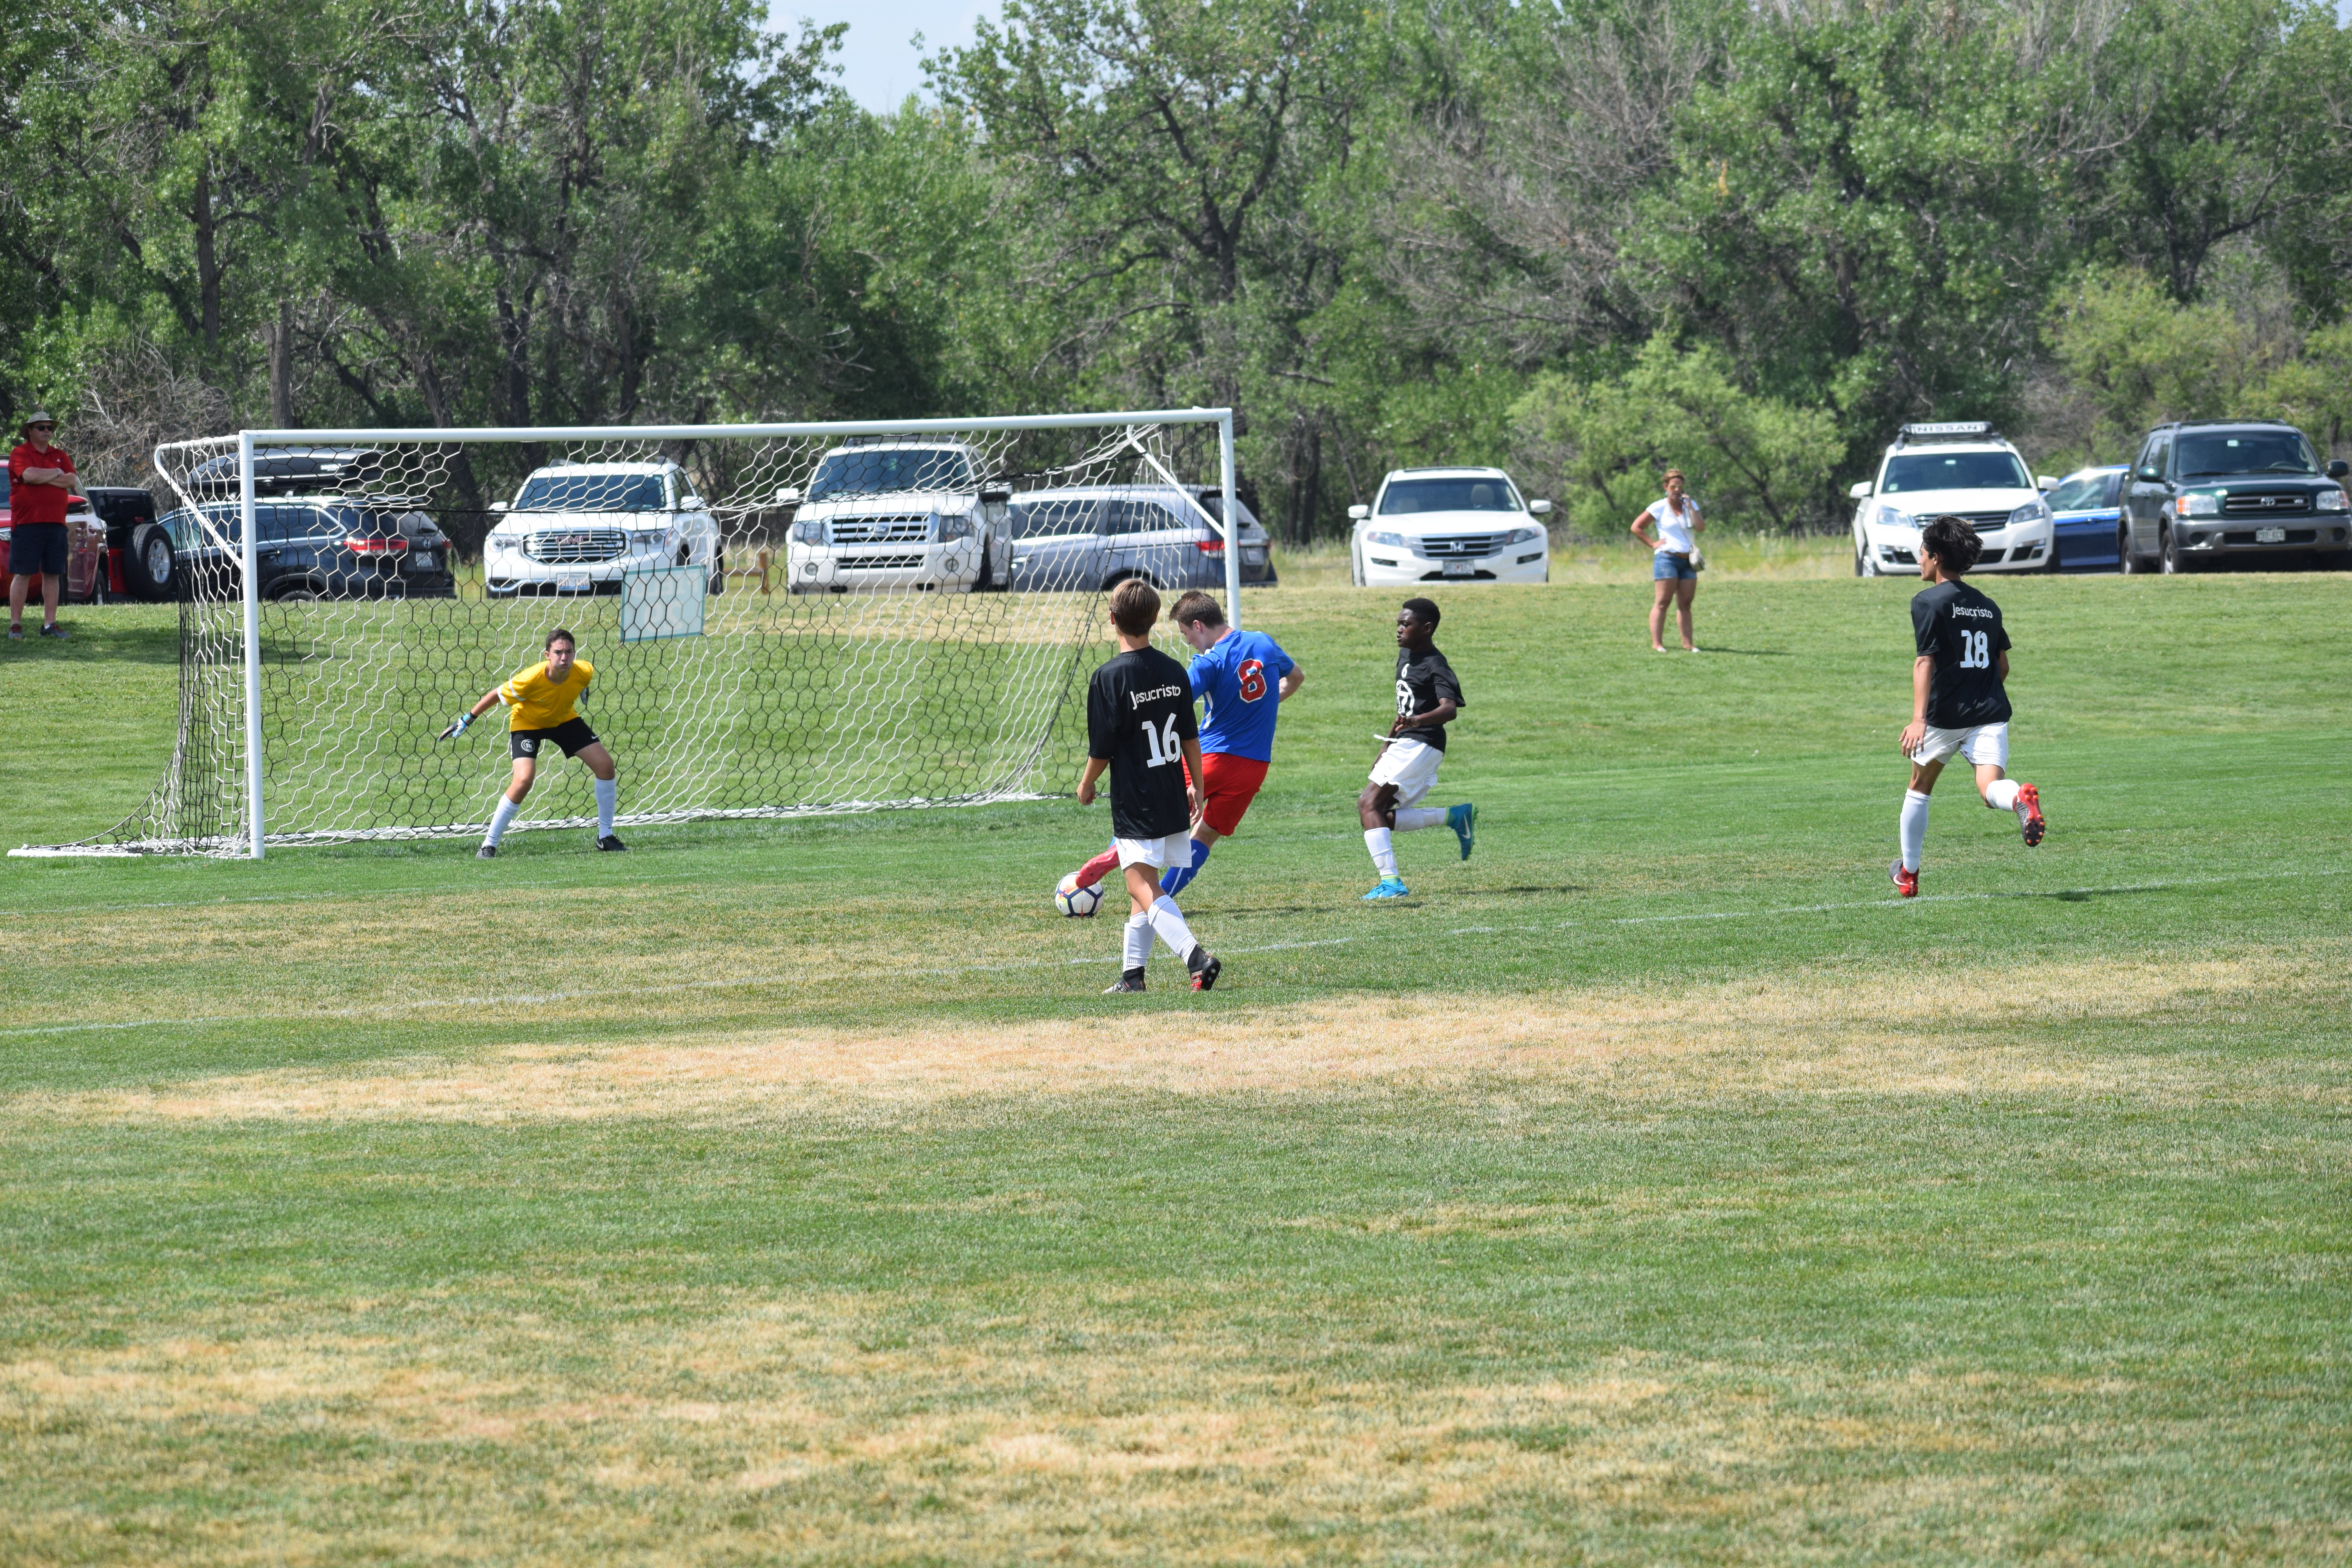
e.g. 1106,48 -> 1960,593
1361,877 -> 1412,901
1446,802 -> 1476,861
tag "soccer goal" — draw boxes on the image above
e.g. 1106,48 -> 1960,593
17,409 -> 1249,858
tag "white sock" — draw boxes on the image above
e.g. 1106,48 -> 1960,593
1147,895 -> 1200,962
1393,806 -> 1445,831
1122,912 -> 1151,972
1899,789 -> 1930,873
594,776 -> 617,835
1365,827 -> 1399,878
1984,779 -> 2020,812
485,795 -> 521,848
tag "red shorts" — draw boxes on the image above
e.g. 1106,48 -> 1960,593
1196,753 -> 1268,837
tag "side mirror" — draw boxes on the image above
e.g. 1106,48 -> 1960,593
2330,459 -> 2348,480
488,501 -> 509,513
774,486 -> 802,506
1347,503 -> 1370,521
2136,466 -> 2163,484
2036,475 -> 2059,491
1527,499 -> 1553,517
1848,480 -> 1873,501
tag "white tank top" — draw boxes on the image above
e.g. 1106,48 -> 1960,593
1646,496 -> 1699,555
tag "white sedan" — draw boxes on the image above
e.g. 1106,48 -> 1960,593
1349,467 -> 1552,586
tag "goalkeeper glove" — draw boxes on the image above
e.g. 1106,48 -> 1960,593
437,714 -> 472,740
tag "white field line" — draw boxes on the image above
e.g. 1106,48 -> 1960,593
0,867 -> 2336,1041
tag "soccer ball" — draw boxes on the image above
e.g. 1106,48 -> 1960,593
1054,875 -> 1103,918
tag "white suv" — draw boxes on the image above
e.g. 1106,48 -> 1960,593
780,439 -> 1008,594
484,461 -> 721,597
1347,467 -> 1553,586
1850,424 -> 2058,577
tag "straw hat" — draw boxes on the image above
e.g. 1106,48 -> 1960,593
19,409 -> 56,437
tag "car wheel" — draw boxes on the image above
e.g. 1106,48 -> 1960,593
2042,539 -> 2062,573
2161,526 -> 2191,575
2120,523 -> 2148,575
274,587 -> 322,604
126,522 -> 176,601
1350,544 -> 1365,588
709,550 -> 725,595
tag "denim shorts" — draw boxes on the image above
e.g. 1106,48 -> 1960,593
1653,551 -> 1697,581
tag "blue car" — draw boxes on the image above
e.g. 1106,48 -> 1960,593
2047,464 -> 2128,572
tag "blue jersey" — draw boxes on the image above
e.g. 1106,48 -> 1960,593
1189,628 -> 1294,763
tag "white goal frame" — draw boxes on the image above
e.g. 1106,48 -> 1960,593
21,407 -> 1240,860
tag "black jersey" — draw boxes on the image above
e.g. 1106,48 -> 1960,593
1394,645 -> 1465,751
1911,579 -> 2013,728
1087,646 -> 1200,839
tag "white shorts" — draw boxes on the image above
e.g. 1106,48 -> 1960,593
1368,737 -> 1445,807
1911,721 -> 2009,769
1114,832 -> 1192,871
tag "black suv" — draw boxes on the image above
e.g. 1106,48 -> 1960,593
185,447 -> 394,500
2122,421 -> 2352,573
165,498 -> 456,601
82,486 -> 178,601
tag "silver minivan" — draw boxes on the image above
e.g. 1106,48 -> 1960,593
1005,485 -> 1276,593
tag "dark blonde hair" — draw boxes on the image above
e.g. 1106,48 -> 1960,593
1662,468 -> 1686,485
1108,578 -> 1161,636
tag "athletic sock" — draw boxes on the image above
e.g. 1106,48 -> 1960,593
1984,778 -> 2021,812
1146,895 -> 1200,962
485,795 -> 521,848
593,777 -> 617,835
1159,837 -> 1212,896
1076,846 -> 1120,888
1365,826 -> 1399,878
1393,806 -> 1445,832
1899,789 -> 1930,873
1123,913 -> 1151,972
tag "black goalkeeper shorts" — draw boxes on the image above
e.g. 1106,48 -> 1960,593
510,717 -> 599,760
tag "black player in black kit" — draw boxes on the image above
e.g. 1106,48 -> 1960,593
1891,515 -> 2046,898
1077,578 -> 1221,993
1358,598 -> 1475,900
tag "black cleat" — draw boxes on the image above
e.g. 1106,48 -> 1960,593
477,844 -> 497,859
596,833 -> 628,852
1104,968 -> 1147,994
1187,948 -> 1221,992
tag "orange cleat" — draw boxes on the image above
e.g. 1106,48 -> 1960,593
1889,859 -> 1919,898
2015,782 -> 2045,847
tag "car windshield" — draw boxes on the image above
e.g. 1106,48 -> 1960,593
1377,477 -> 1521,515
2048,472 -> 2118,511
514,472 -> 667,512
1881,450 -> 2032,493
2176,431 -> 2318,477
808,447 -> 976,500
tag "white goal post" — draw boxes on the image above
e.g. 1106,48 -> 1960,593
16,408 -> 1246,858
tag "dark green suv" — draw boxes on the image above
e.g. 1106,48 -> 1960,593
2121,421 -> 2352,573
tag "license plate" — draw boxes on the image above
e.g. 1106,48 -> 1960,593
557,573 -> 591,591
1243,547 -> 1266,564
1442,559 -> 1475,577
411,552 -> 436,570
2256,526 -> 2285,543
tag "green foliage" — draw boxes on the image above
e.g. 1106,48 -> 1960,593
1513,335 -> 1842,535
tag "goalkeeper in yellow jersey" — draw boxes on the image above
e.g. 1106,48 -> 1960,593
439,628 -> 624,857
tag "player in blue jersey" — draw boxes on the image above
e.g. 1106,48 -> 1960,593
1061,588 -> 1303,900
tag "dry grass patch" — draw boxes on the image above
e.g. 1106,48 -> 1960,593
15,947 -> 2347,1127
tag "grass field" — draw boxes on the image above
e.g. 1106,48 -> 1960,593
3,564 -> 2349,1565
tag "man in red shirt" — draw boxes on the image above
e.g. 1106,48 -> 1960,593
8,409 -> 74,639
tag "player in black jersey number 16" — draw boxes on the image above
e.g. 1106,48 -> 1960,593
1076,579 -> 1221,993
1891,515 -> 2046,898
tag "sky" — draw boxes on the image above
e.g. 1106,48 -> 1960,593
779,0 -> 1002,111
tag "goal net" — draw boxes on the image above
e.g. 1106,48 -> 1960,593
22,411 -> 1247,857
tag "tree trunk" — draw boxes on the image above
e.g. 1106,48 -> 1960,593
269,299 -> 295,427
192,162 -> 223,358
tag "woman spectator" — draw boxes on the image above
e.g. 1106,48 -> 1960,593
1632,468 -> 1704,653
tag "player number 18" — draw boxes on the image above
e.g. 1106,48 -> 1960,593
1958,629 -> 1992,669
1139,712 -> 1184,767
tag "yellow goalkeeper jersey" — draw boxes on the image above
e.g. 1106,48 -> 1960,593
498,658 -> 594,730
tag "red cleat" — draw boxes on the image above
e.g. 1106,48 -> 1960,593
2014,782 -> 2045,847
1889,859 -> 1919,898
